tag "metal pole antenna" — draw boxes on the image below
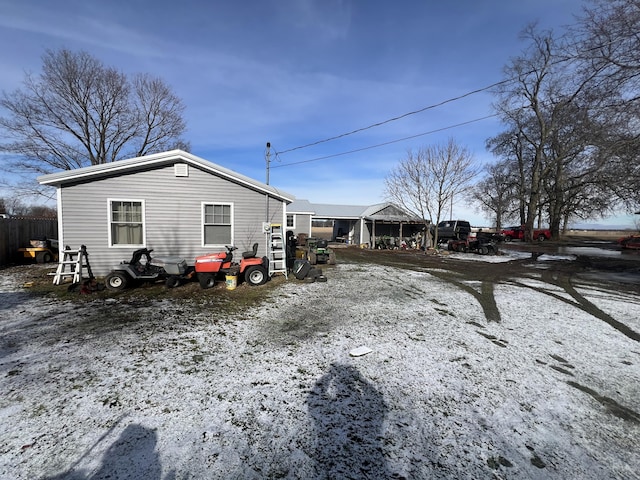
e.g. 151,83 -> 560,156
266,142 -> 270,185
265,142 -> 270,223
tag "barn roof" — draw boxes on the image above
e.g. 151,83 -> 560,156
287,200 -> 423,222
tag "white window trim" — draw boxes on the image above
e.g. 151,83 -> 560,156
202,202 -> 234,247
107,198 -> 146,248
286,213 -> 296,230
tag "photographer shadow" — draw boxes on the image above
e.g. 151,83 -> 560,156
307,362 -> 390,478
47,423 -> 166,480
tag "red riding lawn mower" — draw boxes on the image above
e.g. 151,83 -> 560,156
194,243 -> 269,289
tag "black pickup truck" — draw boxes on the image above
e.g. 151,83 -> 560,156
431,220 -> 472,243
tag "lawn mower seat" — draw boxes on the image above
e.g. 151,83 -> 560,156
242,243 -> 258,259
129,248 -> 153,266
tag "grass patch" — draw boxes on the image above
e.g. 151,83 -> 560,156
7,263 -> 289,317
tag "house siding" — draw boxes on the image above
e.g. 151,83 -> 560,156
290,213 -> 312,237
59,164 -> 285,276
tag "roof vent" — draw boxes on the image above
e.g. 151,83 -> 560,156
174,163 -> 189,177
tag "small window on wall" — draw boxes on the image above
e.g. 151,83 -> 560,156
203,203 -> 232,245
286,214 -> 295,229
109,200 -> 145,246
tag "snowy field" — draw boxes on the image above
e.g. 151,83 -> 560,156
1,254 -> 639,479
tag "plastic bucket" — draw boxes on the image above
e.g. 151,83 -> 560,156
225,275 -> 237,290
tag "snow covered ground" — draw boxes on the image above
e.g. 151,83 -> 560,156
1,253 -> 639,479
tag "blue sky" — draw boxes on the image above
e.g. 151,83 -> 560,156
1,0 -> 635,227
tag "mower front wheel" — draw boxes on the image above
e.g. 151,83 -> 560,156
198,273 -> 216,289
245,265 -> 268,286
36,251 -> 53,263
105,272 -> 129,291
165,275 -> 181,288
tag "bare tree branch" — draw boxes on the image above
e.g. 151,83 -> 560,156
0,49 -> 188,196
385,139 -> 478,247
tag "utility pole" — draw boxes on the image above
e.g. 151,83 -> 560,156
265,142 -> 271,224
265,142 -> 271,185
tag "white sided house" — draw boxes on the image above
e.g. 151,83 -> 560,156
38,150 -> 294,277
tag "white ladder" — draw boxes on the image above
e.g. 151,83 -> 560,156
267,224 -> 287,279
51,245 -> 92,285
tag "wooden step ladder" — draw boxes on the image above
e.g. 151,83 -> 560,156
50,245 -> 94,285
267,223 -> 287,279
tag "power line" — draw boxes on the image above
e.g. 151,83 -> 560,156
275,35 -> 625,158
270,114 -> 498,169
276,79 -> 512,156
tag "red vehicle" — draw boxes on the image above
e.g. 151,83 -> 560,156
194,243 -> 269,289
500,225 -> 551,242
618,234 -> 640,250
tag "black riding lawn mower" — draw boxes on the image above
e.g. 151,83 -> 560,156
104,248 -> 195,291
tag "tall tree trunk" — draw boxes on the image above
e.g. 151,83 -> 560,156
524,148 -> 544,242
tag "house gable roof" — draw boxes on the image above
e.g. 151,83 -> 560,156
37,149 -> 295,203
287,199 -> 316,214
310,203 -> 370,219
361,202 -> 423,222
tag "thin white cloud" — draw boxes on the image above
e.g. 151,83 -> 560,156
0,2 -> 170,59
273,0 -> 352,41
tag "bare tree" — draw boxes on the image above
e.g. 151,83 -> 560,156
385,148 -> 431,229
471,160 -> 518,231
485,130 -> 533,226
489,25 -> 619,240
27,204 -> 57,218
575,0 -> 640,84
0,196 -> 56,217
0,196 -> 28,216
0,49 -> 188,181
572,0 -> 640,212
492,27 -> 566,241
385,138 -> 477,247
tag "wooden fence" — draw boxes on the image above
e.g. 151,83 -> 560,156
0,217 -> 58,266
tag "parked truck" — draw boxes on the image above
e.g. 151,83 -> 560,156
431,220 -> 472,244
500,225 -> 551,242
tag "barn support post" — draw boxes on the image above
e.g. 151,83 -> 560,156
374,220 -> 378,249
